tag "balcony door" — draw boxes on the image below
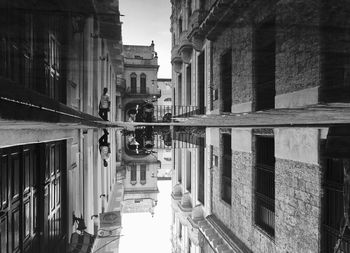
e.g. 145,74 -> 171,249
140,73 -> 147,94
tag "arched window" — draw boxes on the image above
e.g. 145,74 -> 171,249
140,73 -> 147,94
130,73 -> 137,93
179,17 -> 183,34
130,165 -> 137,185
140,164 -> 146,184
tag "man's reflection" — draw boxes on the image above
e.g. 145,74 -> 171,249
99,129 -> 110,167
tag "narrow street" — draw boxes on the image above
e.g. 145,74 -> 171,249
1,0 -> 350,253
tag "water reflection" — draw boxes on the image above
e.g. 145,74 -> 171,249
93,126 -> 350,253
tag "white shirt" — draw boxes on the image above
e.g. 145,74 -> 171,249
100,93 -> 110,109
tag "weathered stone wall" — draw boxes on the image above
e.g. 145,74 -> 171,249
123,45 -> 154,59
275,0 -> 321,107
212,25 -> 254,112
275,159 -> 322,253
210,127 -> 323,253
210,0 -> 324,110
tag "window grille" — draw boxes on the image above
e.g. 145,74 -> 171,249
255,135 -> 275,237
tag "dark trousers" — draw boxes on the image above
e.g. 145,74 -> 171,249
99,129 -> 109,145
99,108 -> 108,121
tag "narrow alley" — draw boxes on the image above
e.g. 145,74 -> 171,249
1,0 -> 350,253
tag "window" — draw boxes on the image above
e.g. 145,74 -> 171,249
179,17 -> 183,34
178,150 -> 182,183
179,222 -> 182,239
140,164 -> 146,184
130,165 -> 137,184
322,157 -> 350,251
221,50 -> 232,113
186,64 -> 191,105
130,73 -> 137,93
186,151 -> 191,192
198,138 -> 205,204
255,135 -> 275,237
178,74 -> 182,105
221,133 -> 231,204
198,51 -> 205,114
255,18 -> 275,110
140,73 -> 147,93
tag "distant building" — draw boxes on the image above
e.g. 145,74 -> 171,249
155,78 -> 173,121
157,78 -> 173,106
122,42 -> 161,121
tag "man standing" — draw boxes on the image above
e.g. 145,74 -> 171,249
99,88 -> 110,121
99,129 -> 110,167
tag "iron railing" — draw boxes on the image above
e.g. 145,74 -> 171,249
125,87 -> 161,97
221,154 -> 232,205
322,158 -> 350,252
152,105 -> 204,122
173,105 -> 204,118
255,136 -> 275,237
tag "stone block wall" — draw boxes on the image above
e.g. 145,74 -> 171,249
275,0 -> 321,107
209,127 -> 323,252
275,159 -> 322,253
209,0 -> 326,111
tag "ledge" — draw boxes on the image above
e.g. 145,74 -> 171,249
0,78 -> 103,127
198,215 -> 253,253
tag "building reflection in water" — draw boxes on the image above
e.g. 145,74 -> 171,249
170,126 -> 350,253
93,126 -> 173,253
93,125 -> 350,253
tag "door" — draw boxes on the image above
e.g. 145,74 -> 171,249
0,142 -> 66,253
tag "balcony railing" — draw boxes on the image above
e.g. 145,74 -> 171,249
151,105 -> 205,122
173,105 -> 204,117
125,87 -> 161,97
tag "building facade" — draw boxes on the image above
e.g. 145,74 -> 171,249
0,0 -> 123,252
122,42 -> 161,121
155,78 -> 173,121
170,0 -> 350,252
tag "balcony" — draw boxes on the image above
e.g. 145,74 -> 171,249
188,10 -> 207,35
116,77 -> 126,91
125,87 -> 161,98
178,31 -> 193,64
179,192 -> 192,213
171,45 -> 183,73
188,10 -> 207,51
172,184 -> 183,200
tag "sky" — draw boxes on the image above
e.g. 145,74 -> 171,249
119,0 -> 172,78
118,180 -> 172,253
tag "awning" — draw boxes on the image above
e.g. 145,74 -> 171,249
68,232 -> 96,253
